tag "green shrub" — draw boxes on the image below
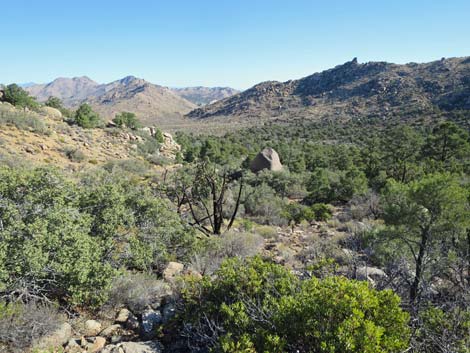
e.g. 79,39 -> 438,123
3,84 -> 38,109
0,167 -> 114,307
177,257 -> 410,353
243,183 -> 287,225
310,203 -> 333,221
112,111 -> 142,129
413,306 -> 470,353
73,103 -> 103,128
282,202 -> 315,224
305,167 -> 368,204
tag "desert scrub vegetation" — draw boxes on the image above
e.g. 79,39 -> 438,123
0,105 -> 48,133
0,166 -> 198,308
0,301 -> 64,353
62,146 -> 86,162
173,256 -> 410,353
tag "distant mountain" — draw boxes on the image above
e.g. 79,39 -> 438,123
172,86 -> 240,106
188,57 -> 470,121
27,76 -> 99,104
26,76 -> 196,125
18,82 -> 37,88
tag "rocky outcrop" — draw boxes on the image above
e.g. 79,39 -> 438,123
159,132 -> 181,159
250,148 -> 283,173
187,56 -> 470,121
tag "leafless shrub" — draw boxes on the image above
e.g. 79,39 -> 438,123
105,273 -> 170,313
0,301 -> 63,353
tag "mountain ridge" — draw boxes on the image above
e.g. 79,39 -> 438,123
187,56 -> 470,121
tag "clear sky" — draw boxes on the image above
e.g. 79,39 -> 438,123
1,0 -> 469,89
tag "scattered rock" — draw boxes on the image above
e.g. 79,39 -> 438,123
250,147 -> 283,173
88,336 -> 106,352
84,319 -> 102,336
163,261 -> 184,281
24,145 -> 36,154
102,341 -> 163,353
64,338 -> 81,353
100,324 -> 122,337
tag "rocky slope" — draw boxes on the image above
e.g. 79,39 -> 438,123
0,101 -> 181,171
188,56 -> 470,121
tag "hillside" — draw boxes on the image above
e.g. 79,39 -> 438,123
0,101 -> 181,172
188,56 -> 470,121
26,76 -> 197,126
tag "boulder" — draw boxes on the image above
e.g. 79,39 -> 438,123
100,324 -> 122,337
162,261 -> 184,281
355,266 -> 387,286
116,308 -> 131,323
64,338 -> 81,353
84,319 -> 102,336
161,303 -> 176,324
87,336 -> 106,353
141,309 -> 162,339
40,106 -> 63,120
34,322 -> 72,350
250,148 -> 283,173
102,341 -> 163,353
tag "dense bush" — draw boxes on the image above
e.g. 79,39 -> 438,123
304,167 -> 368,204
0,167 -> 114,306
73,103 -> 103,128
3,84 -> 38,109
310,202 -> 333,221
177,257 -> 410,353
282,202 -> 315,224
113,111 -> 142,129
0,167 -> 197,307
243,183 -> 287,225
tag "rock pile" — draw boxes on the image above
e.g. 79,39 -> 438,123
40,262 -> 190,353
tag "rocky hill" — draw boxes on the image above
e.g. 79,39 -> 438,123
0,101 -> 181,171
188,57 -> 470,121
26,76 -> 197,126
172,86 -> 240,105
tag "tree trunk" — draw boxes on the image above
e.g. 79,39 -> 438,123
410,228 -> 429,305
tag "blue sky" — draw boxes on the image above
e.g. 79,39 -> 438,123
1,0 -> 469,89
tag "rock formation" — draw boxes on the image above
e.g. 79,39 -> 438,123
250,148 -> 283,173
